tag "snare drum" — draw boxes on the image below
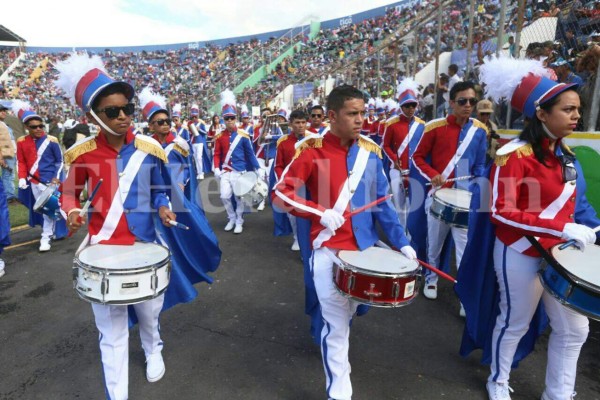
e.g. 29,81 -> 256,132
430,188 -> 472,229
334,247 -> 421,307
540,244 -> 600,321
73,242 -> 171,305
232,171 -> 268,206
33,183 -> 61,219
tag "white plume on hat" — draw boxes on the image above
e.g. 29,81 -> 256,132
278,101 -> 289,115
479,55 -> 550,103
375,97 -> 385,110
396,77 -> 419,97
368,98 -> 376,107
172,103 -> 182,113
10,99 -> 33,116
138,86 -> 166,110
220,89 -> 236,108
191,103 -> 199,109
241,104 -> 249,114
54,52 -> 106,106
385,98 -> 397,111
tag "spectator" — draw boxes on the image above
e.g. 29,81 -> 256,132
0,104 -> 16,202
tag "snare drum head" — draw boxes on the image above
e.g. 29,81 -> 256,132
338,247 -> 418,274
33,185 -> 57,210
78,243 -> 170,270
551,244 -> 600,288
435,188 -> 472,209
232,172 -> 258,196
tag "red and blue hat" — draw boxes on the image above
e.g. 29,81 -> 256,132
277,102 -> 289,121
240,104 -> 250,118
190,104 -> 200,116
396,77 -> 420,107
511,74 -> 577,119
221,90 -> 237,117
74,68 -> 133,112
172,103 -> 182,118
11,100 -> 41,124
139,87 -> 168,121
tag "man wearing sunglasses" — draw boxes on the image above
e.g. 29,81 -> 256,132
381,79 -> 425,228
171,103 -> 191,144
14,101 -> 64,252
213,90 -> 260,234
412,81 -> 488,311
307,104 -> 328,135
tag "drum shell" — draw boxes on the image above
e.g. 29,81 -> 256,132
333,263 -> 420,308
430,191 -> 470,229
33,188 -> 62,220
540,245 -> 600,321
73,244 -> 171,305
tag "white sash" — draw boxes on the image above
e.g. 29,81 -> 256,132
29,138 -> 51,178
313,147 -> 371,249
439,123 -> 478,181
223,133 -> 243,169
396,120 -> 420,162
90,150 -> 149,245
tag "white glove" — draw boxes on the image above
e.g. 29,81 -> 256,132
400,245 -> 417,260
561,223 -> 596,250
319,209 -> 345,233
18,178 -> 28,189
214,169 -> 222,179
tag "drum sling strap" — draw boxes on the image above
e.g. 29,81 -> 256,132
525,236 -> 562,270
396,119 -> 419,162
29,137 -> 51,180
223,133 -> 243,171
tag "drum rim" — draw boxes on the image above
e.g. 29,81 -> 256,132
333,260 -> 420,278
546,244 -> 600,293
538,272 -> 600,321
33,189 -> 59,211
431,194 -> 471,212
75,243 -> 171,272
73,285 -> 169,305
429,207 -> 469,229
333,284 -> 420,308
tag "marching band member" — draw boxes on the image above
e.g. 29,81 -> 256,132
412,81 -> 488,308
207,114 -> 224,159
360,98 -> 376,135
381,78 -> 425,228
213,90 -> 260,234
189,104 -> 212,180
274,85 -> 416,400
253,108 -> 272,211
239,104 -> 254,132
307,104 -> 328,135
458,56 -> 600,400
171,103 -> 191,143
369,98 -> 386,145
55,53 -> 181,400
273,109 -> 309,251
14,100 -> 66,252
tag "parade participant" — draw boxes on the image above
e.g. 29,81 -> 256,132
360,98 -> 376,135
139,87 -> 190,191
189,104 -> 211,180
273,109 -> 309,251
207,114 -> 224,155
274,85 -> 416,400
412,81 -> 488,308
14,100 -> 65,252
458,56 -> 600,400
55,54 -> 176,400
239,105 -> 254,133
369,98 -> 386,145
381,78 -> 425,227
0,104 -> 16,202
213,90 -> 260,234
253,107 -> 272,211
171,103 -> 191,143
307,104 -> 328,135
476,99 -> 500,161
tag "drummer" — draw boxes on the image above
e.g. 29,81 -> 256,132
14,100 -> 64,252
273,85 -> 416,400
412,81 -> 488,309
55,54 -> 177,400
466,57 -> 600,400
213,90 -> 260,234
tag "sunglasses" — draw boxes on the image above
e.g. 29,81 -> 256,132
28,124 -> 45,130
558,154 -> 578,183
479,112 -> 491,116
97,103 -> 135,119
153,118 -> 171,126
402,103 -> 418,109
311,114 -> 324,118
456,97 -> 478,106
224,116 -> 236,121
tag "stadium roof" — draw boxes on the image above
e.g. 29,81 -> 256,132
0,25 -> 26,43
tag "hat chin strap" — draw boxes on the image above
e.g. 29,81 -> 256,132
542,122 -> 559,141
90,109 -> 125,136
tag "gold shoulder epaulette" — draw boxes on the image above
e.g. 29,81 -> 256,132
17,136 -> 26,142
424,118 -> 447,133
173,144 -> 189,158
47,135 -> 59,143
64,135 -> 97,165
214,132 -> 223,141
414,117 -> 425,125
385,116 -> 399,127
276,135 -> 289,147
236,129 -> 250,139
562,143 -> 574,156
472,118 -> 489,135
294,137 -> 323,159
134,135 -> 168,163
495,143 -> 533,167
358,135 -> 382,158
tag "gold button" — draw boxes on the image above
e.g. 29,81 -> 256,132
349,170 -> 354,175
569,214 -> 574,219
571,197 -> 575,202
350,189 -> 355,193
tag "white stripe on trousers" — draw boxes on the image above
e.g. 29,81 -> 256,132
311,248 -> 359,400
490,239 -> 588,399
31,183 -> 55,241
93,294 -> 164,400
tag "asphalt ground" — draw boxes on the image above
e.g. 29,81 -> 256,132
1,179 -> 600,400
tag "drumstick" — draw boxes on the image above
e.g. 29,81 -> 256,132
344,194 -> 393,218
425,175 -> 474,187
68,179 -> 103,238
558,225 -> 600,250
168,220 -> 190,230
416,259 -> 457,284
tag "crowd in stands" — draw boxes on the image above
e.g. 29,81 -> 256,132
0,0 -> 598,131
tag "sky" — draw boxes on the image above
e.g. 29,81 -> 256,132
3,0 -> 397,48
